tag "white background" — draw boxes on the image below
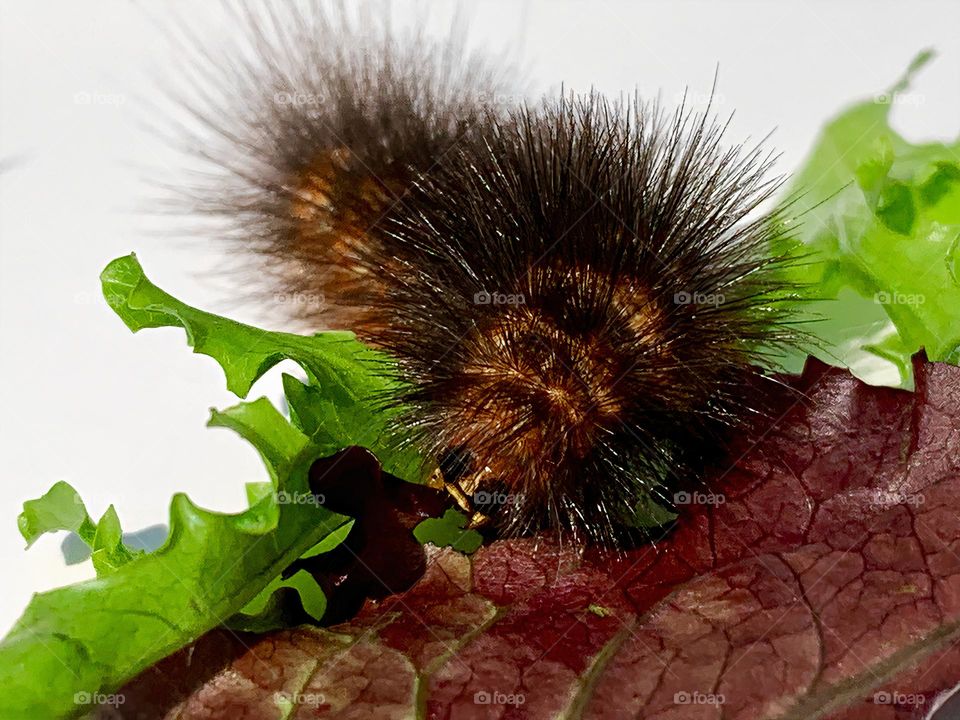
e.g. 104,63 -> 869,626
1,0 -> 958,634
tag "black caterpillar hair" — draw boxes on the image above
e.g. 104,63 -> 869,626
172,2 -> 804,546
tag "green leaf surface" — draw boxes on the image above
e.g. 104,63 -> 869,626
776,50 -> 960,388
0,255 -> 431,719
414,509 -> 484,554
0,410 -> 341,719
18,482 -> 143,576
90,505 -> 142,575
18,481 -> 97,549
101,253 -> 428,481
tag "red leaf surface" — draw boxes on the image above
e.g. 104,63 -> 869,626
104,356 -> 960,719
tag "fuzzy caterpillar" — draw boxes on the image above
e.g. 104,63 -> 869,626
173,2 -> 804,546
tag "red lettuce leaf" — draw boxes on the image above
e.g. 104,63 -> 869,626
102,355 -> 960,719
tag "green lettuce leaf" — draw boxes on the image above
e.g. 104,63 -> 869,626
18,481 -> 143,575
775,50 -> 960,388
101,253 -> 427,480
413,509 -> 484,554
18,481 -> 98,549
0,255 -> 430,719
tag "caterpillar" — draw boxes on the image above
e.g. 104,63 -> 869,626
171,2 -> 805,547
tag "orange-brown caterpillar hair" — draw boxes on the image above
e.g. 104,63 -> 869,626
176,2 -> 803,546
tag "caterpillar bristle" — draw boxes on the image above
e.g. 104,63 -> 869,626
362,95 -> 802,546
170,0 -> 516,331
176,2 -> 806,547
